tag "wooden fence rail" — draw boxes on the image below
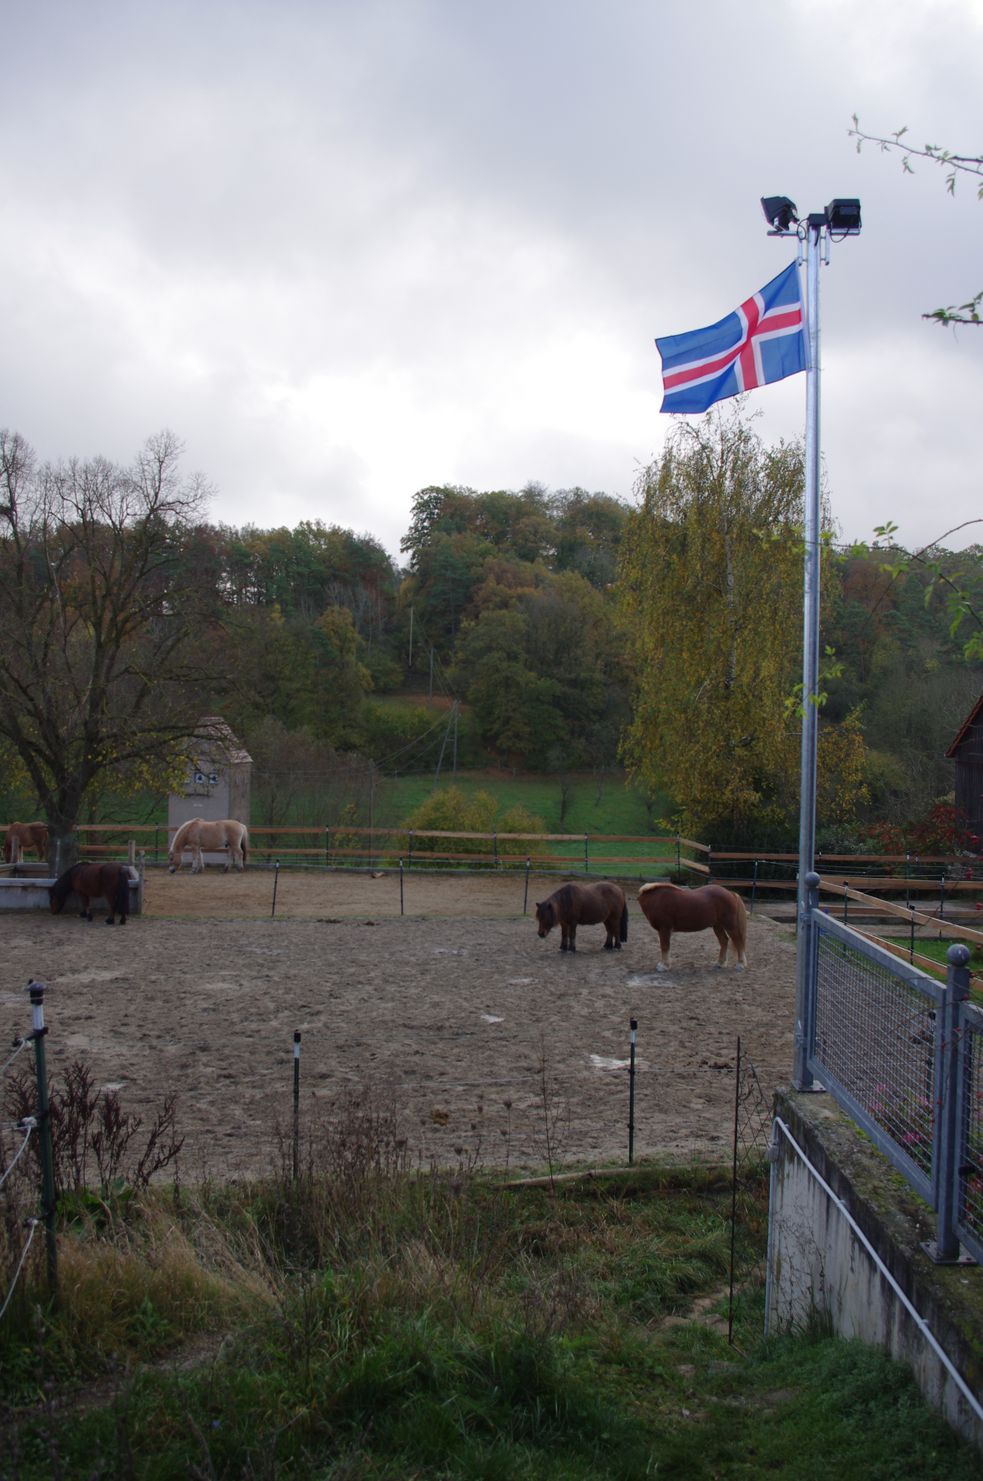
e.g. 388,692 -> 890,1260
4,825 -> 982,896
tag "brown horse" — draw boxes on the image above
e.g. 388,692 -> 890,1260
637,881 -> 747,972
4,821 -> 49,864
49,861 -> 131,924
168,818 -> 249,873
535,880 -> 628,953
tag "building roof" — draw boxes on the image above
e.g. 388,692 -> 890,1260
193,716 -> 253,767
945,692 -> 983,759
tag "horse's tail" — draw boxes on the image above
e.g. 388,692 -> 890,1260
240,826 -> 248,867
731,891 -> 748,955
113,866 -> 130,920
620,902 -> 628,943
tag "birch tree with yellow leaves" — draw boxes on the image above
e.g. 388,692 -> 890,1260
618,408 -> 864,840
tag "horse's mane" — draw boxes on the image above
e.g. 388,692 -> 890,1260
638,881 -> 679,897
171,818 -> 197,846
49,862 -> 79,907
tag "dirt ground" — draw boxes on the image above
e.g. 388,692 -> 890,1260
0,868 -> 798,1178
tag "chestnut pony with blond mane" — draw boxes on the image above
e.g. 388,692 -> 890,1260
637,881 -> 747,972
168,818 -> 249,874
4,821 -> 49,864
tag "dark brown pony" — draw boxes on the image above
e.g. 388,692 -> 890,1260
637,881 -> 747,972
4,821 -> 49,863
49,862 -> 131,924
535,880 -> 628,952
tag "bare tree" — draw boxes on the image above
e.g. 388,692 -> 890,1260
0,429 -> 225,870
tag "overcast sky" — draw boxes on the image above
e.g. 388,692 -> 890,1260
2,0 -> 980,563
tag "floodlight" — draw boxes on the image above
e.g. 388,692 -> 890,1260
760,195 -> 798,232
825,198 -> 862,234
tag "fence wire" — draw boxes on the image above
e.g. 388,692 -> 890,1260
0,1218 -> 38,1323
958,1003 -> 983,1260
1,1010 -> 42,1322
0,1119 -> 35,1191
814,927 -> 941,1197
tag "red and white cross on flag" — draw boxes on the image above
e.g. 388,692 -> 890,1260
656,261 -> 807,414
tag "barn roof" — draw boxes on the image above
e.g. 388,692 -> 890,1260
193,716 -> 253,767
945,692 -> 983,759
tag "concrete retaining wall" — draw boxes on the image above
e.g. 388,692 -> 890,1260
0,867 -> 143,915
768,1088 -> 983,1451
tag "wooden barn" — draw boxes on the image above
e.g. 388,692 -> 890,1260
946,692 -> 983,845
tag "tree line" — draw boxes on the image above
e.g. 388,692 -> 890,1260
1,415 -> 980,866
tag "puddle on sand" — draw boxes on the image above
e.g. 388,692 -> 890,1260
588,1054 -> 650,1071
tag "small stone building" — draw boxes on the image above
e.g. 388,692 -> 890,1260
945,693 -> 983,846
168,718 -> 252,863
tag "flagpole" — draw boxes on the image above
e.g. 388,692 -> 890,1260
793,215 -> 824,1091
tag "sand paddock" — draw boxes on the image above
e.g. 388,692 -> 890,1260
0,868 -> 798,1177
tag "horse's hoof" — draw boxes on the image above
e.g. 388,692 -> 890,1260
735,963 -> 747,971
655,963 -> 669,973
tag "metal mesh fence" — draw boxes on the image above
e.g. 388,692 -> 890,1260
958,1002 -> 983,1262
813,922 -> 942,1199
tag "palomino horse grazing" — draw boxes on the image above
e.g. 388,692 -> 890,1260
637,881 -> 747,972
168,818 -> 249,874
49,862 -> 131,924
4,821 -> 49,864
535,880 -> 628,953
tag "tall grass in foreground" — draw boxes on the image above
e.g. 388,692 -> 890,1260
2,1101 -> 980,1479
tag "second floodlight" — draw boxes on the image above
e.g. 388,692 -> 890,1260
760,196 -> 798,232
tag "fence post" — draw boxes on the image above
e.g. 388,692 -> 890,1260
842,881 -> 848,927
909,905 -> 917,963
792,872 -> 821,1091
750,860 -> 758,916
26,981 -> 57,1293
939,874 -> 946,920
627,1019 -> 637,1164
523,858 -> 531,915
927,944 -> 970,1263
292,1030 -> 301,1180
584,834 -> 589,874
399,858 -> 404,916
325,826 -> 330,868
271,859 -> 280,917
